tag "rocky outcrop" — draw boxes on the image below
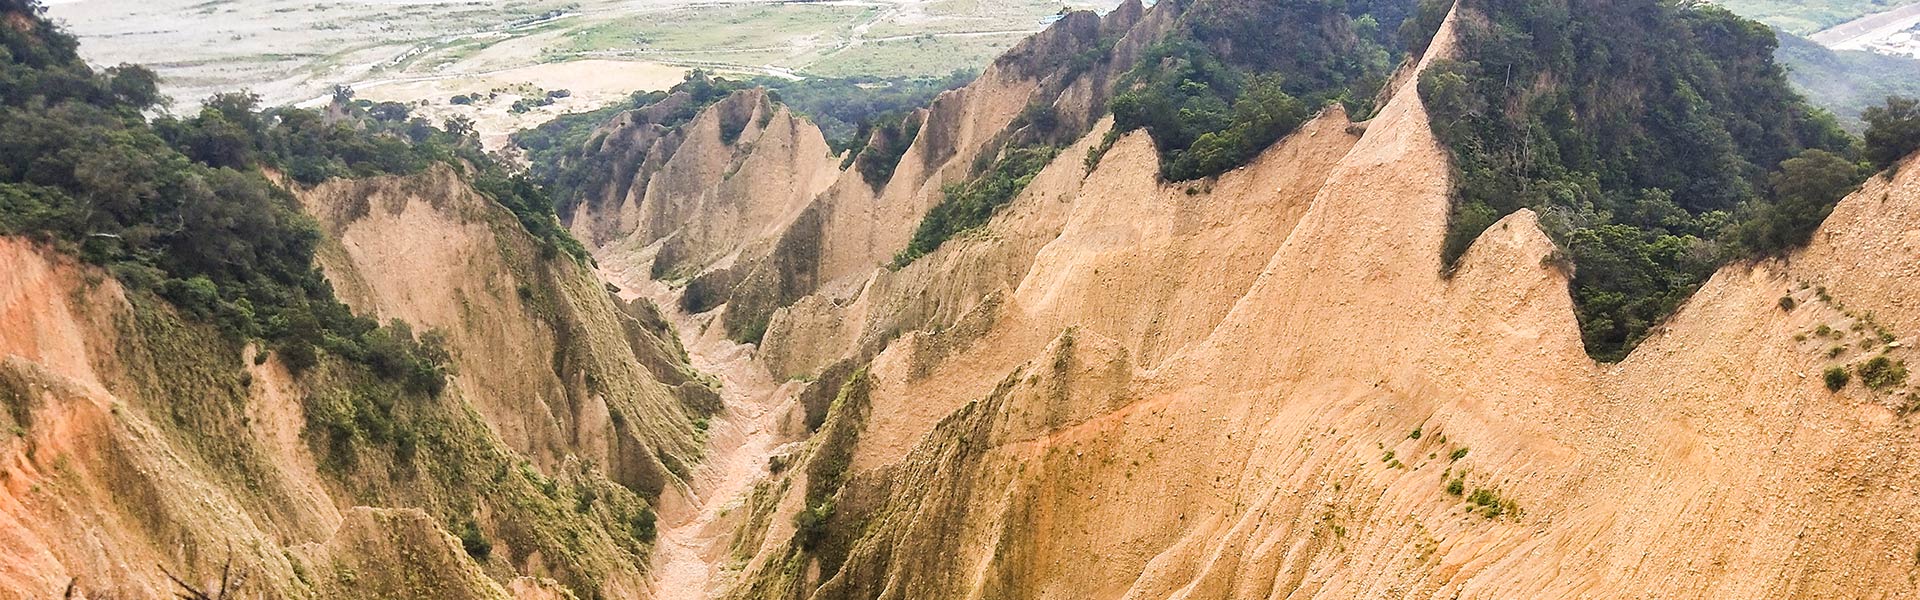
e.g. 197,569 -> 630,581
299,164 -> 711,497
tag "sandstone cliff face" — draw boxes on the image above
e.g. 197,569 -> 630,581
0,165 -> 715,599
661,8 -> 1920,599
571,89 -> 844,286
299,164 -> 712,497
0,239 -> 454,599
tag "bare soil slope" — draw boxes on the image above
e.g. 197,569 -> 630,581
578,89 -> 844,286
0,164 -> 718,599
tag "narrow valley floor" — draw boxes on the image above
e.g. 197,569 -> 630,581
603,266 -> 803,600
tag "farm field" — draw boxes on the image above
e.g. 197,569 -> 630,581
44,0 -> 1118,143
1717,0 -> 1919,34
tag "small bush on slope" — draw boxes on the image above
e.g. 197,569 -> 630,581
1859,355 -> 1909,390
1825,366 -> 1851,391
849,111 -> 923,190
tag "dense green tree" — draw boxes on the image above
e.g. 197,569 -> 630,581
0,0 -> 586,389
1107,0 -> 1420,181
1737,149 -> 1865,254
849,112 -> 921,190
1422,0 -> 1860,361
1864,95 -> 1920,170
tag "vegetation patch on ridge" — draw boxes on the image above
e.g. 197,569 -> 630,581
895,0 -> 1443,266
793,367 -> 871,577
892,144 -> 1058,267
0,1 -> 499,382
1104,0 -> 1440,181
1422,0 -> 1868,361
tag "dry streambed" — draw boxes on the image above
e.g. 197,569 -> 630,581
603,269 -> 802,600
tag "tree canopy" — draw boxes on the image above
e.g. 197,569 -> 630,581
1864,95 -> 1920,170
1422,0 -> 1864,361
1106,0 -> 1438,181
0,0 -> 582,388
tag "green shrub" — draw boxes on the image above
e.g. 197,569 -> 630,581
1467,488 -> 1496,506
1084,130 -> 1120,173
1865,95 -> 1920,170
1824,366 -> 1851,391
459,520 -> 492,560
1449,447 -> 1469,461
631,508 -> 658,544
792,499 -> 835,551
851,113 -> 921,190
893,145 -> 1058,266
1465,486 -> 1518,518
1859,355 -> 1909,390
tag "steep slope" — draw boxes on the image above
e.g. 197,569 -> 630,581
757,109 -> 1362,455
0,238 -> 519,599
298,164 -> 714,497
0,163 -> 717,599
619,5 -> 1920,598
12,0 -> 1920,596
